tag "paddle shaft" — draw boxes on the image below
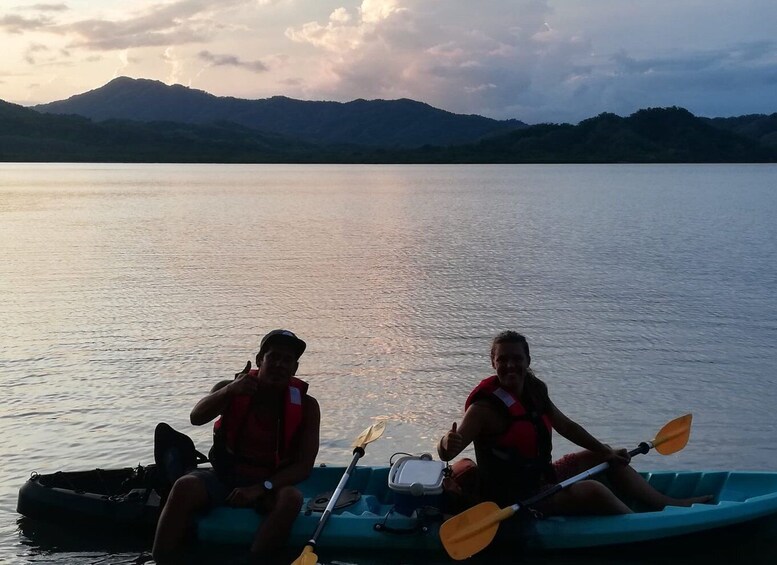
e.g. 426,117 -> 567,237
304,446 -> 365,549
516,441 -> 653,511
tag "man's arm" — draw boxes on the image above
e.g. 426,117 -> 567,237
189,380 -> 233,426
191,361 -> 257,426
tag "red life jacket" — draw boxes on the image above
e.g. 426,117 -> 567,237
211,370 -> 308,482
466,375 -> 554,502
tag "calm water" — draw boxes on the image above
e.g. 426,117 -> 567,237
2,163 -> 777,564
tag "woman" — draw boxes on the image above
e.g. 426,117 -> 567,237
438,330 -> 710,515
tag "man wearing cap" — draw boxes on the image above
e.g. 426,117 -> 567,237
152,330 -> 320,562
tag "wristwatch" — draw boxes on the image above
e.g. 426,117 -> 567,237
263,480 -> 274,493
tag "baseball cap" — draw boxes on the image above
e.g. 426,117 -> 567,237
259,329 -> 306,359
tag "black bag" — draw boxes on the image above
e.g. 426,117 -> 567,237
153,422 -> 209,500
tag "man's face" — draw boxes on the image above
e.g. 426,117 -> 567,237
256,342 -> 299,389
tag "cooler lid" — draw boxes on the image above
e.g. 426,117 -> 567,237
388,456 -> 446,492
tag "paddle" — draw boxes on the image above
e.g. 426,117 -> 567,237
291,420 -> 387,565
440,413 -> 693,560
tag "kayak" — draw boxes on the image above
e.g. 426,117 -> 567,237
17,463 -> 777,551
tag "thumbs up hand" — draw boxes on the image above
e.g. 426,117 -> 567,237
441,421 -> 464,458
228,360 -> 258,396
235,360 -> 251,379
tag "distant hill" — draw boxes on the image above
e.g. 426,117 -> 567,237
3,99 -> 774,163
0,99 -> 336,162
703,114 -> 777,151
33,77 -> 526,148
400,107 -> 776,163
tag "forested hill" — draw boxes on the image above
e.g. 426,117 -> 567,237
2,100 -> 775,163
32,77 -> 525,149
703,114 -> 777,152
0,99 -> 333,163
394,108 -> 776,163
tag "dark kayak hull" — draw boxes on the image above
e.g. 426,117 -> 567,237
17,467 -> 160,532
18,465 -> 777,551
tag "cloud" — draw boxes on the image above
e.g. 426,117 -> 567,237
285,0 -> 408,53
283,0 -> 571,117
198,49 -> 269,72
280,1 -> 777,122
5,0 -> 776,121
60,1 -> 219,50
531,40 -> 777,122
5,0 -> 257,50
19,42 -> 73,67
22,3 -> 69,11
0,14 -> 54,33
23,42 -> 49,64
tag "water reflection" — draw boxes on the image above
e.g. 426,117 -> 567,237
3,164 -> 777,564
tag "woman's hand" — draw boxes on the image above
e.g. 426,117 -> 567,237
441,422 -> 464,457
601,444 -> 631,466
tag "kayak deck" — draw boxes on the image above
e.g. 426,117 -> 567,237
514,470 -> 777,549
197,465 -> 443,551
18,464 -> 777,551
197,468 -> 777,550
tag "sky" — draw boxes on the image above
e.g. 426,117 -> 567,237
0,0 -> 776,124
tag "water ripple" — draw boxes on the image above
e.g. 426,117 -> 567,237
2,164 -> 777,564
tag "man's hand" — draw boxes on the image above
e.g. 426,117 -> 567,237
235,360 -> 251,379
225,485 -> 263,507
228,361 -> 258,396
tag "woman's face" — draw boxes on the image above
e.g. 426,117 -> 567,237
491,341 -> 530,391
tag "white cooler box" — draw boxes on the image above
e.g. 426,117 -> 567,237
387,455 -> 446,515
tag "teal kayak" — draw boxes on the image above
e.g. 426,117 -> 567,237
17,463 -> 777,551
521,470 -> 777,549
197,466 -> 777,550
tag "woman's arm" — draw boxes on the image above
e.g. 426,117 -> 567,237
548,400 -> 610,453
437,402 -> 499,461
548,400 -> 630,463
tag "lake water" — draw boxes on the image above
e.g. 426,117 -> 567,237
2,163 -> 777,564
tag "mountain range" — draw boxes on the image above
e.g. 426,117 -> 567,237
1,77 -> 775,163
33,77 -> 525,149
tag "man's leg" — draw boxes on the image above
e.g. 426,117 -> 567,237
152,474 -> 210,561
250,485 -> 304,555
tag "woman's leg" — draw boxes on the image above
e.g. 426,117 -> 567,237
555,450 -> 712,512
534,479 -> 632,516
605,464 -> 713,510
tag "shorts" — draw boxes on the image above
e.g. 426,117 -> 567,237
187,468 -> 232,509
187,468 -> 278,512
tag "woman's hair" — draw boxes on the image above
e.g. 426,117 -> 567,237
490,330 -> 531,365
490,330 -> 549,412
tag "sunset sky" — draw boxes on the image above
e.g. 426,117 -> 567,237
1,0 -> 775,123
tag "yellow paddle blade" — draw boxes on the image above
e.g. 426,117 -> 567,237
439,501 -> 512,560
290,544 -> 317,565
653,413 -> 692,455
351,420 -> 386,449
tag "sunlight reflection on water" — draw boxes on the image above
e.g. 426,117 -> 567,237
2,163 -> 777,564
